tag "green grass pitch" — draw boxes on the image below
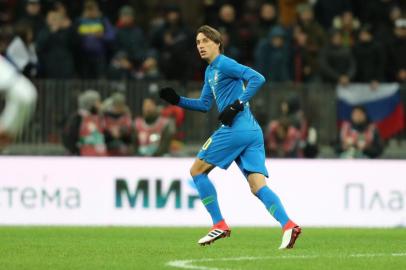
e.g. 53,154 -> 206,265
0,227 -> 405,270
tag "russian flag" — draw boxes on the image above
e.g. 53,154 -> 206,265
337,83 -> 405,140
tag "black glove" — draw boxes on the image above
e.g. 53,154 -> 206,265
218,100 -> 244,126
159,87 -> 180,105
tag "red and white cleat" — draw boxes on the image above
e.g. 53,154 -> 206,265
198,220 -> 231,246
279,225 -> 302,249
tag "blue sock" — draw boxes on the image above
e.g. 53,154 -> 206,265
193,174 -> 223,225
256,185 -> 289,227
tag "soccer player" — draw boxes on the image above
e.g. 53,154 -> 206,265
159,25 -> 301,249
0,56 -> 37,149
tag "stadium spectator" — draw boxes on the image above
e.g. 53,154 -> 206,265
107,51 -> 135,80
356,0 -> 400,37
337,106 -> 383,158
62,90 -> 107,156
295,3 -> 326,81
319,29 -> 356,86
257,2 -> 278,39
313,0 -> 351,29
73,0 -> 115,79
237,5 -> 258,65
161,104 -> 185,155
386,18 -> 406,83
150,5 -> 193,81
214,4 -> 239,48
277,0 -> 307,27
291,25 -> 314,82
53,1 -> 72,28
114,5 -> 146,69
265,117 -> 302,158
134,98 -> 175,156
332,11 -> 361,48
135,55 -> 161,80
255,25 -> 290,82
96,0 -> 133,24
280,97 -> 306,132
6,22 -> 38,78
278,97 -> 319,157
0,0 -> 17,25
36,10 -> 75,79
375,5 -> 402,45
201,0 -> 217,26
219,29 -> 241,62
102,92 -> 133,156
17,0 -> 46,40
353,25 -> 386,85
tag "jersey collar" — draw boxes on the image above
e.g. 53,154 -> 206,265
209,54 -> 222,67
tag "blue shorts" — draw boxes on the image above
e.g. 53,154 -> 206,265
197,128 -> 269,178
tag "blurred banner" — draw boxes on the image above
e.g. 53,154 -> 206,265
337,83 -> 405,139
0,157 -> 405,227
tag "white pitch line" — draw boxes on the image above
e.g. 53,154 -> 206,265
166,253 -> 406,270
392,253 -> 406,257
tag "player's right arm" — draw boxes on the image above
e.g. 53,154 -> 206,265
159,81 -> 214,113
0,57 -> 37,139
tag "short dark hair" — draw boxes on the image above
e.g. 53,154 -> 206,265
196,25 -> 224,53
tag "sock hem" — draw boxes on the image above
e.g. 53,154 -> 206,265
283,220 -> 297,231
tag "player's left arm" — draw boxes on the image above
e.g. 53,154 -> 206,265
220,57 -> 266,103
217,57 -> 265,126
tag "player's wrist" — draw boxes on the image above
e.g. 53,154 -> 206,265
159,87 -> 180,105
232,99 -> 244,111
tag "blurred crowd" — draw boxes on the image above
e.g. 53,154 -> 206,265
60,89 -> 384,159
0,0 -> 405,84
62,90 -> 185,157
1,0 -> 405,159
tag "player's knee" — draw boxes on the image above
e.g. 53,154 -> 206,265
190,167 -> 197,176
248,182 -> 259,195
247,173 -> 267,194
249,186 -> 256,195
190,160 -> 213,176
190,166 -> 203,177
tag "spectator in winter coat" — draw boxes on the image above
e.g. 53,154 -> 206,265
257,2 -> 278,39
102,92 -> 133,156
353,25 -> 386,85
332,11 -> 361,48
295,3 -> 326,81
17,0 -> 46,40
266,117 -> 302,158
62,90 -> 107,156
255,25 -> 290,82
36,10 -> 75,79
386,18 -> 406,83
134,98 -> 175,157
278,0 -> 307,27
319,29 -> 356,86
291,25 -> 316,82
313,0 -> 351,29
150,5 -> 193,81
114,5 -> 146,69
107,51 -> 135,80
73,0 -> 115,79
337,106 -> 383,159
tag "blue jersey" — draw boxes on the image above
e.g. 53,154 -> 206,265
178,54 -> 265,130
